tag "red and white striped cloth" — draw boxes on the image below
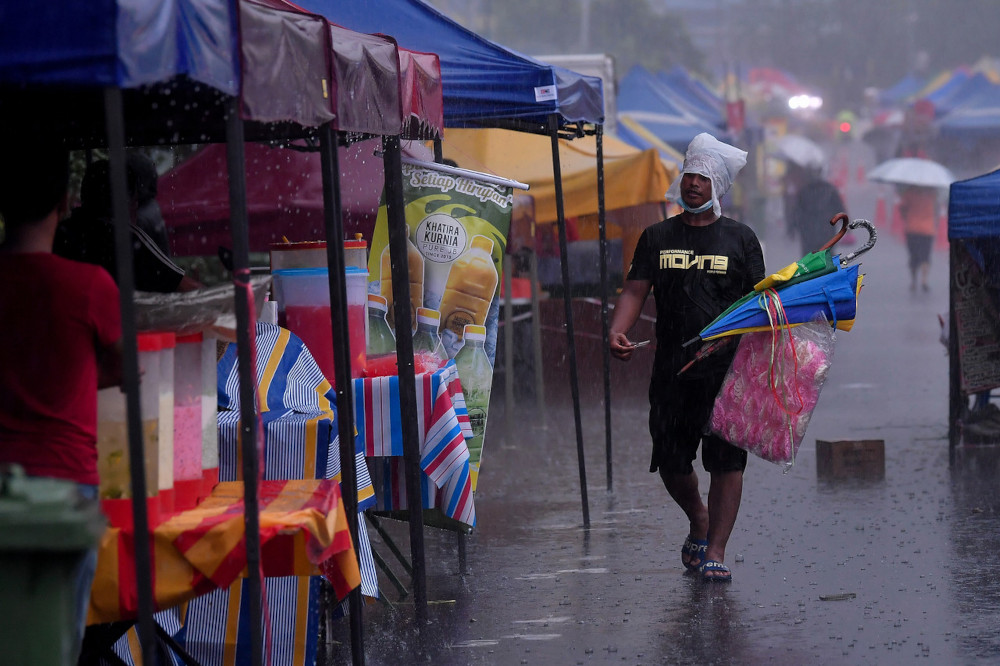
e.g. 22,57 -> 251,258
353,361 -> 475,527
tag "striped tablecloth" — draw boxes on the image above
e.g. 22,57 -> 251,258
87,479 -> 359,625
354,361 -> 476,528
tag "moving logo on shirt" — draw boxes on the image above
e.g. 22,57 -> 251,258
659,249 -> 729,275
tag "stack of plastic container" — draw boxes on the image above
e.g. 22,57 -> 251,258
270,236 -> 370,387
157,333 -> 176,514
173,333 -> 204,511
96,332 -> 162,529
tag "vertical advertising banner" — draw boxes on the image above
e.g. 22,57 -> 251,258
368,163 -> 512,490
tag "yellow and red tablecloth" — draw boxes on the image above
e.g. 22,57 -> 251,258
88,479 -> 360,625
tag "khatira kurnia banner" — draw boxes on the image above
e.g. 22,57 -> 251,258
369,162 -> 512,491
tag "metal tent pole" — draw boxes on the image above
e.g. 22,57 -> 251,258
503,254 -> 515,436
104,86 -> 157,666
948,242 -> 961,459
528,250 -> 546,417
432,135 -> 468,573
595,125 -> 613,492
381,134 -> 428,624
224,101 -> 265,666
548,114 -> 590,528
319,125 -> 365,664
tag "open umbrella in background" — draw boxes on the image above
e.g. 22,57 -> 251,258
679,217 -> 877,374
868,157 -> 956,189
774,134 -> 826,171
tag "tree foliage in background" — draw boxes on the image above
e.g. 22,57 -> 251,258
429,0 -> 707,79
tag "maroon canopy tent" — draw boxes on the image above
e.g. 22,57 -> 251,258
160,138 -> 428,254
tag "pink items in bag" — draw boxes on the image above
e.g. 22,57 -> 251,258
708,320 -> 834,468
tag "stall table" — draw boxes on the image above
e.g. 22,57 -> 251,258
88,479 -> 360,625
354,361 -> 476,528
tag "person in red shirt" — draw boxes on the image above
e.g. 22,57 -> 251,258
0,134 -> 122,655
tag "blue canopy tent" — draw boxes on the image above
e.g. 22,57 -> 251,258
618,65 -> 724,152
937,81 -> 1000,138
946,169 -> 1000,450
293,0 -> 604,130
295,0 -> 611,515
656,66 -> 725,127
878,73 -> 928,106
0,0 -> 425,661
922,71 -> 995,118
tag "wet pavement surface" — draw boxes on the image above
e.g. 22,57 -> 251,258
325,145 -> 1000,665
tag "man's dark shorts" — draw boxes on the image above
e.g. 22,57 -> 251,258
648,371 -> 748,475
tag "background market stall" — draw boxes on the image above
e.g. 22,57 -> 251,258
0,0 -> 440,662
946,168 -> 1000,451
278,0 -> 612,532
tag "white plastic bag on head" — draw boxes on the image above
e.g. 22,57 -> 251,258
665,133 -> 748,218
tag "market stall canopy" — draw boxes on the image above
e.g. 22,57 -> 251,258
0,0 -> 238,91
656,66 -> 725,126
614,115 -> 684,171
949,168 -> 1000,240
261,0 -> 444,139
160,139 -> 430,255
878,73 -> 928,106
292,0 -> 604,128
920,71 -> 994,119
936,82 -> 1000,139
397,47 -> 445,140
617,66 -> 724,152
439,127 -> 674,225
0,0 -> 427,141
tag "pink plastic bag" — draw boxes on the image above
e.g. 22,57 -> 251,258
708,320 -> 835,468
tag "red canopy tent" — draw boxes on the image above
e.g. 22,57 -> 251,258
159,138 -> 430,254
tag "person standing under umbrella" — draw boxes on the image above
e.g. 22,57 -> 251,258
897,183 -> 938,292
609,133 -> 765,582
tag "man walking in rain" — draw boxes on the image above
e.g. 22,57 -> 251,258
610,133 -> 765,582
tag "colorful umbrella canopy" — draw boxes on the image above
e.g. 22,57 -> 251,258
698,258 -> 862,341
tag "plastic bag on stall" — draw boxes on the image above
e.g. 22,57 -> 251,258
133,275 -> 272,339
707,316 -> 835,469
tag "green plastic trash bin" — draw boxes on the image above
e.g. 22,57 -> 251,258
0,465 -> 106,666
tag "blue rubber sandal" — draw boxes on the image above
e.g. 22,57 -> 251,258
681,535 -> 708,571
700,560 -> 732,582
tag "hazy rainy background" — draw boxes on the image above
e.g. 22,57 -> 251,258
427,0 -> 997,110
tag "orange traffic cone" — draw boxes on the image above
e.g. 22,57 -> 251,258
874,191 -> 888,229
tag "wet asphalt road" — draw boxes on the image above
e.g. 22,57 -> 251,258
325,142 -> 1000,665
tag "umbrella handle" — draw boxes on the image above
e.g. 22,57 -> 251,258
839,219 -> 877,265
816,212 -> 849,252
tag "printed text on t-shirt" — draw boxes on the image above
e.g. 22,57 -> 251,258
659,249 -> 729,274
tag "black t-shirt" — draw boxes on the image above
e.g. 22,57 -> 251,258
627,214 -> 765,377
55,207 -> 185,293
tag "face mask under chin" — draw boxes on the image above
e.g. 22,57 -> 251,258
679,197 -> 713,214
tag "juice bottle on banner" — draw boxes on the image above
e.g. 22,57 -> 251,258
454,324 -> 492,478
379,237 -> 424,332
438,235 -> 498,340
412,307 -> 449,371
366,294 -> 398,377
